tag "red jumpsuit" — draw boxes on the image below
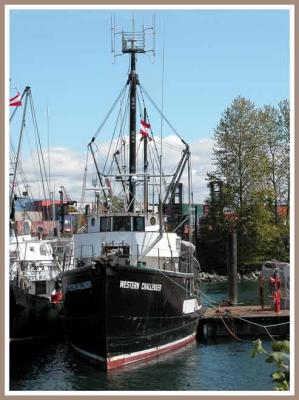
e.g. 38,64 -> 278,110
269,273 -> 281,313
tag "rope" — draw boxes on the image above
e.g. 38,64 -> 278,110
158,265 -> 289,343
215,310 -> 243,341
233,314 -> 290,329
198,289 -> 223,306
222,310 -> 290,342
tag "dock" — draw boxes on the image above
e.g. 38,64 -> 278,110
197,305 -> 290,340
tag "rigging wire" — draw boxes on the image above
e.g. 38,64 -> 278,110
9,139 -> 36,214
9,86 -> 28,124
104,97 -> 129,179
160,29 -> 165,221
22,123 -> 43,199
137,85 -> 169,193
10,90 -> 29,208
139,83 -> 187,145
80,146 -> 90,210
102,83 -> 129,174
106,94 -> 130,177
28,91 -> 51,202
155,137 -> 184,151
147,144 -> 160,201
136,87 -> 168,193
91,82 -> 128,142
47,106 -> 51,196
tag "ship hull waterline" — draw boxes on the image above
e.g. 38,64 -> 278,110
62,261 -> 202,370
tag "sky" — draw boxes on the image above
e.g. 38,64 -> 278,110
8,7 -> 290,204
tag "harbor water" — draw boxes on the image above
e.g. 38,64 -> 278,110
10,281 -> 277,392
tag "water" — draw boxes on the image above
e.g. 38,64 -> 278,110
10,281 -> 277,392
200,279 -> 270,307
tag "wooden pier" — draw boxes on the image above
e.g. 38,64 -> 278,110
197,305 -> 290,340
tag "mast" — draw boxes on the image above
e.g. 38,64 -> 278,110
143,107 -> 148,214
111,17 -> 155,213
10,86 -> 31,214
128,49 -> 138,212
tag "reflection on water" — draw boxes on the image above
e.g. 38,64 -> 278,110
10,281 -> 276,392
10,338 -> 275,391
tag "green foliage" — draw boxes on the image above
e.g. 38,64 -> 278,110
272,340 -> 290,353
251,339 -> 267,357
251,339 -> 290,391
199,97 -> 290,269
213,97 -> 262,210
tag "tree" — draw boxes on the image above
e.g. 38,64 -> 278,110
196,174 -> 230,272
213,97 -> 265,226
200,97 -> 290,270
258,105 -> 289,224
278,100 -> 290,217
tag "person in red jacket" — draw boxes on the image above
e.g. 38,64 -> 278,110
269,268 -> 281,314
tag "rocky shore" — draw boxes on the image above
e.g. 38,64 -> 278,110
198,270 -> 261,283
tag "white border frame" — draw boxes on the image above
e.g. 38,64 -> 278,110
5,4 -> 295,396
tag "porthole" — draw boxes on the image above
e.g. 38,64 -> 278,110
150,216 -> 156,225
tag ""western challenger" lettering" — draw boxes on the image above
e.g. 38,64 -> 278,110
119,280 -> 162,292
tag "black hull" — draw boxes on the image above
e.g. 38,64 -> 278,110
62,262 -> 202,369
10,282 -> 63,341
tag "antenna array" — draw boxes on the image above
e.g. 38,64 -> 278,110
111,14 -> 156,62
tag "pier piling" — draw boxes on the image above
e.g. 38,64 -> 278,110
227,231 -> 238,305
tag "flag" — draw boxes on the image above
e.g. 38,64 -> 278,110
105,177 -> 112,196
140,119 -> 152,141
9,92 -> 22,107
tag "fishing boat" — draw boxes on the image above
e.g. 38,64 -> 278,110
9,220 -> 63,341
9,87 -> 64,342
61,19 -> 203,370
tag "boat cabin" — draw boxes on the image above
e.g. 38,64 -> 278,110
87,214 -> 158,233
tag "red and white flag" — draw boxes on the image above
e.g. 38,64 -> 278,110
9,92 -> 22,107
140,119 -> 152,141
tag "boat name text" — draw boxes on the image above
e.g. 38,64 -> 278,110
119,280 -> 162,291
66,280 -> 92,292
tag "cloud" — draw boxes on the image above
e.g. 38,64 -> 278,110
16,136 -> 215,204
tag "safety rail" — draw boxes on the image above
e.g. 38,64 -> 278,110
73,242 -> 195,274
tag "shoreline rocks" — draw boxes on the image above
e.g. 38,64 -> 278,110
198,270 -> 261,283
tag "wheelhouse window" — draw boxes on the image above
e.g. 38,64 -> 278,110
133,216 -> 145,232
100,216 -> 111,232
113,216 -> 131,232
